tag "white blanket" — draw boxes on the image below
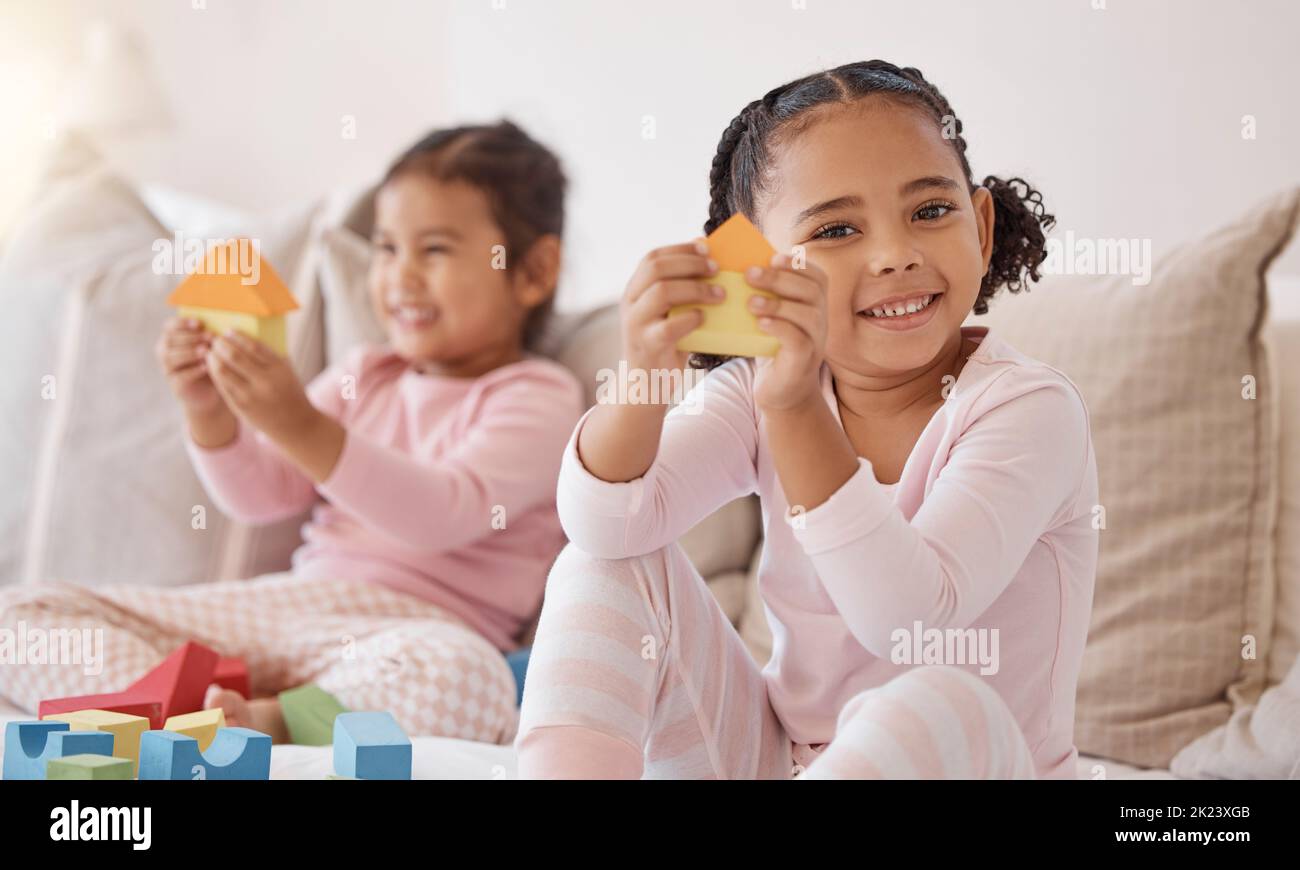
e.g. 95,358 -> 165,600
0,699 -> 515,780
1171,652 -> 1300,779
3,698 -> 1178,780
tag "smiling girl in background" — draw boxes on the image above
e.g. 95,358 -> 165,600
0,121 -> 584,744
515,61 -> 1098,779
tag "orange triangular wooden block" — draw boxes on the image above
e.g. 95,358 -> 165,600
166,239 -> 299,316
707,213 -> 776,272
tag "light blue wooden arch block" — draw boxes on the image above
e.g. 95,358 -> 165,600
137,727 -> 271,780
333,712 -> 412,780
3,721 -> 115,780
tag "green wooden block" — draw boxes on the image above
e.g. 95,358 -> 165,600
47,754 -> 133,780
279,684 -> 348,746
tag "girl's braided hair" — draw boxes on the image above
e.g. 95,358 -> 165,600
692,60 -> 1055,371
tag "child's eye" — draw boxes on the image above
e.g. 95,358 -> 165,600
914,200 -> 956,222
372,241 -> 396,255
423,245 -> 448,255
811,222 -> 858,241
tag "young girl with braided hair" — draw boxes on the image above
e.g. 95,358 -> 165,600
515,60 -> 1098,779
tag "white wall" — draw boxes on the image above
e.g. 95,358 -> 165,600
0,0 -> 452,222
3,0 -> 1297,310
439,0 -> 1300,305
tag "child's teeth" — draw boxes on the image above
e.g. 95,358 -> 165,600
396,306 -> 433,323
865,294 -> 935,318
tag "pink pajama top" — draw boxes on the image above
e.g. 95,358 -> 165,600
555,326 -> 1098,779
186,343 -> 586,652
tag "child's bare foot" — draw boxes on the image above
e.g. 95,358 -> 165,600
204,684 -> 290,743
204,684 -> 252,727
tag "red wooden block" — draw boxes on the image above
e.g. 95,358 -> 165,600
212,657 -> 250,698
39,641 -> 219,730
126,641 -> 219,721
38,694 -> 163,729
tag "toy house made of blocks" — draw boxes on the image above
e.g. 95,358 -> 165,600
670,213 -> 780,358
166,239 -> 298,355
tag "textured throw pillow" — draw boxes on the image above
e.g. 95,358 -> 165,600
1261,277 -> 1300,690
739,539 -> 772,666
318,225 -> 386,360
972,187 -> 1297,768
0,135 -> 325,588
1171,277 -> 1300,779
1169,643 -> 1300,779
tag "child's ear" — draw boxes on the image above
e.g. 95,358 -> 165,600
515,234 -> 562,306
972,186 -> 995,274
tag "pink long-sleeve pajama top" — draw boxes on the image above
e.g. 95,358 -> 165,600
185,343 -> 586,653
555,325 -> 1099,779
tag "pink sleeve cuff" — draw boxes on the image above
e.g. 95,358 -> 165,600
185,419 -> 258,479
788,456 -> 894,555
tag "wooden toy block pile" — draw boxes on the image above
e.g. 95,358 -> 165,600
3,640 -> 413,780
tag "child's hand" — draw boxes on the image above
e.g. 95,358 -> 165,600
155,317 -> 228,416
746,252 -> 830,413
620,240 -> 726,373
205,330 -> 320,445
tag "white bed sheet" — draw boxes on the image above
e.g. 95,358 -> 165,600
0,698 -> 1177,780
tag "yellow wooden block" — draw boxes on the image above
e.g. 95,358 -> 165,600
177,306 -> 287,357
669,214 -> 783,358
164,708 -> 226,752
670,271 -> 781,358
43,710 -> 148,778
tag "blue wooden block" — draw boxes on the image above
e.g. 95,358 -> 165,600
333,712 -> 411,780
4,721 -> 114,780
137,727 -> 271,780
505,647 -> 531,706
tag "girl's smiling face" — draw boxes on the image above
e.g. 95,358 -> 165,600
368,173 -> 554,374
757,96 -> 995,377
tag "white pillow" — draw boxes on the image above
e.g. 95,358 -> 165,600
0,137 -> 325,588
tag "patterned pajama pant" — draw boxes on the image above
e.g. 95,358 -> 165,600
0,572 -> 519,744
515,542 -> 1038,779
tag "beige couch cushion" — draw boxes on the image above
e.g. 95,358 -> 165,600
1163,278 -> 1300,779
971,187 -> 1296,768
1263,276 -> 1300,688
0,136 -> 325,588
740,537 -> 773,666
317,223 -> 386,359
1170,635 -> 1300,778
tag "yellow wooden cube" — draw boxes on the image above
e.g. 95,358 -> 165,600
177,307 -> 287,357
164,708 -> 226,752
670,213 -> 782,358
672,270 -> 781,358
43,710 -> 149,778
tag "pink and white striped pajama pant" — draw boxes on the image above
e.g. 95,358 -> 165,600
0,572 -> 519,744
515,541 -> 1037,779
